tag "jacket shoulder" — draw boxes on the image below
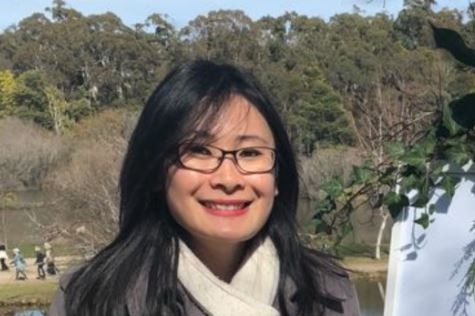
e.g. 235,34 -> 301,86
48,266 -> 84,316
287,248 -> 361,315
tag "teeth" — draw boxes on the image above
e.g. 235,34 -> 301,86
205,203 -> 245,210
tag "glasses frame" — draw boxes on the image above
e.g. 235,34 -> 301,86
176,143 -> 277,174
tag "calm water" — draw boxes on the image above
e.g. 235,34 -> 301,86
5,310 -> 46,316
356,277 -> 385,316
9,278 -> 385,316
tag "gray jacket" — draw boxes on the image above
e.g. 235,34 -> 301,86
49,268 -> 360,316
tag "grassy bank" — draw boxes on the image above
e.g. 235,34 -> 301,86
0,282 -> 58,306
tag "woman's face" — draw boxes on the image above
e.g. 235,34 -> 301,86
166,96 -> 278,248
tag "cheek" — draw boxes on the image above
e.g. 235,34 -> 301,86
167,168 -> 200,192
165,168 -> 202,213
248,174 -> 278,202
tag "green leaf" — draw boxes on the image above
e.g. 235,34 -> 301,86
352,165 -> 373,185
399,174 -> 424,193
418,136 -> 436,156
428,204 -> 436,215
442,104 -> 463,137
321,179 -> 344,199
411,175 -> 430,208
411,192 -> 430,208
311,218 -> 331,235
445,143 -> 471,166
429,161 -> 444,182
384,192 -> 410,219
385,141 -> 405,160
402,146 -> 426,168
415,213 -> 430,229
440,175 -> 461,197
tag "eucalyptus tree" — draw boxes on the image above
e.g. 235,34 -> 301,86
180,10 -> 256,63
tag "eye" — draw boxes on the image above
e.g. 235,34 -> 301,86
238,148 -> 263,158
187,144 -> 212,156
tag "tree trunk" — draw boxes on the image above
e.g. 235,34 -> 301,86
375,210 -> 389,260
1,209 -> 7,248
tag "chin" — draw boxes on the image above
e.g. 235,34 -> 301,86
204,230 -> 258,244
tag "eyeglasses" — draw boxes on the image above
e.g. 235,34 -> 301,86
176,143 -> 276,174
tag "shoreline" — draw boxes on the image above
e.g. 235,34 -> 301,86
0,256 -> 389,308
339,256 -> 388,280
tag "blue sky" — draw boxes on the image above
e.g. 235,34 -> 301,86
0,0 -> 470,31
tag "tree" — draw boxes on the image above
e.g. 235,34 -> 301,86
44,85 -> 70,134
404,0 -> 437,11
44,110 -> 132,255
290,65 -> 355,154
180,10 -> 255,62
0,192 -> 17,248
0,70 -> 17,117
0,117 -> 64,189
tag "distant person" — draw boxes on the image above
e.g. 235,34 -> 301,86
11,248 -> 27,280
0,244 -> 9,271
44,242 -> 59,276
49,60 -> 360,316
34,246 -> 46,279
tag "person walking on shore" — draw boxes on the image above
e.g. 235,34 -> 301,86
35,246 -> 46,279
11,248 -> 27,280
45,242 -> 59,276
0,244 -> 9,271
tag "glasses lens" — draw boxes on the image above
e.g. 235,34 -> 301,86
178,144 -> 276,173
236,147 -> 275,173
178,144 -> 220,171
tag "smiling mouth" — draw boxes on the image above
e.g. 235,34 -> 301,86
200,201 -> 251,210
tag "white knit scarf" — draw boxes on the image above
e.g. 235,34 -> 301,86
178,238 -> 281,316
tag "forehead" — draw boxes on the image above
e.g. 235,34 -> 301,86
203,96 -> 275,146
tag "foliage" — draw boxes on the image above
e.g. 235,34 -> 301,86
0,2 -> 472,156
0,1 -> 474,256
313,22 -> 475,244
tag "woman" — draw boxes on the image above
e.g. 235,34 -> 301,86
50,60 -> 360,316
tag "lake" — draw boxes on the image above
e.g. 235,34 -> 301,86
356,277 -> 385,316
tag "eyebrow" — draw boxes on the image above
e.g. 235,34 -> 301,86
235,134 -> 272,146
186,130 -> 213,142
186,131 -> 272,146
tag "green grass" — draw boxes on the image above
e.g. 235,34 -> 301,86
0,282 -> 58,304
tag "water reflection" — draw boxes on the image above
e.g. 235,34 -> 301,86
13,311 -> 45,316
355,277 -> 385,316
0,308 -> 46,316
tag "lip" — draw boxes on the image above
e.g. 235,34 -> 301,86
199,199 -> 252,217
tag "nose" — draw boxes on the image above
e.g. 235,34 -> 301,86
209,156 -> 245,194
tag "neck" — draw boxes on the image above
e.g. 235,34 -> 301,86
187,238 -> 248,282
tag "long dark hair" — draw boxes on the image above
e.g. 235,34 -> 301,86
64,60 -> 343,316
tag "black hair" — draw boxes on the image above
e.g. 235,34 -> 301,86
64,60 -> 345,316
